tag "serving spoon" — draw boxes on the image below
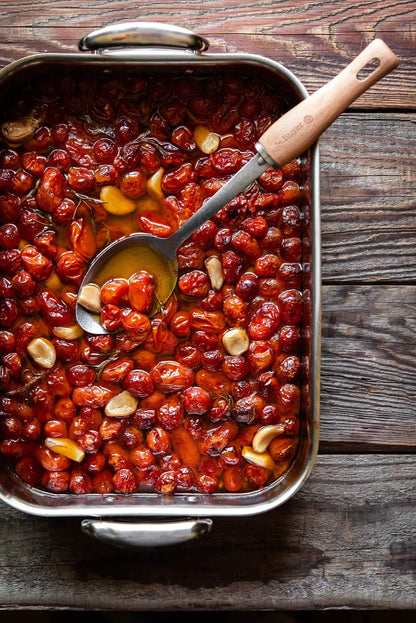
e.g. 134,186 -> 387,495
76,39 -> 399,334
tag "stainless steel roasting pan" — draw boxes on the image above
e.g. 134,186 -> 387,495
0,22 -> 321,547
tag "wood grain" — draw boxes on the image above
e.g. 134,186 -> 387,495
321,286 -> 416,450
320,113 -> 416,282
0,455 -> 414,610
0,0 -> 414,33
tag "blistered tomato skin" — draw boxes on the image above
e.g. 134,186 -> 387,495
128,271 -> 155,313
179,271 -> 210,297
100,278 -> 129,306
72,386 -> 116,408
121,309 -> 151,340
235,273 -> 259,301
248,302 -> 281,340
122,369 -> 154,397
100,358 -> 134,384
0,72 -> 302,495
101,304 -> 122,331
182,386 -> 212,415
150,361 -> 194,392
36,168 -> 64,212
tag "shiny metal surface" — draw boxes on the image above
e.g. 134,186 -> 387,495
0,23 -> 321,546
76,152 -> 269,334
81,518 -> 213,547
78,22 -> 209,53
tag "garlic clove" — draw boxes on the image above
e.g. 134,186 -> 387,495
78,283 -> 102,314
1,116 -> 39,147
252,424 -> 286,454
222,327 -> 250,356
194,125 -> 220,154
45,437 -> 85,462
52,324 -> 84,340
147,167 -> 164,201
242,445 -> 275,471
27,337 -> 56,369
100,185 -> 136,215
205,256 -> 224,291
105,390 -> 139,418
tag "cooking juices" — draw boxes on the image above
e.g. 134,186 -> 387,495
0,70 -> 302,495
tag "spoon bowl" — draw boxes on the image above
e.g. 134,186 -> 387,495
76,233 -> 178,334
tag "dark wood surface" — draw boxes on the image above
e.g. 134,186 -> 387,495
0,0 -> 415,611
1,456 -> 415,611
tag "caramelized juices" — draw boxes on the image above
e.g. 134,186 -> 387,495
95,243 -> 177,309
0,71 -> 302,495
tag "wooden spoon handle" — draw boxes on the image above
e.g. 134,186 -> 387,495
258,39 -> 399,167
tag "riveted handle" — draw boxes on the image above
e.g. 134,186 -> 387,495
81,518 -> 213,547
258,39 -> 399,167
79,22 -> 209,53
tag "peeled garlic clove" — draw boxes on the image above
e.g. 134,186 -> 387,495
252,424 -> 286,454
100,185 -> 136,215
105,390 -> 139,418
78,283 -> 102,314
242,446 -> 275,471
27,337 -> 56,369
53,324 -> 84,340
194,125 -> 220,154
1,116 -> 38,147
147,167 -> 164,201
205,256 -> 224,291
222,327 -> 250,356
45,437 -> 85,462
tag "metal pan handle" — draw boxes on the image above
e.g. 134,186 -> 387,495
81,517 -> 213,547
78,22 -> 209,53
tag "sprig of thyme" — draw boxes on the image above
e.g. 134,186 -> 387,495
93,350 -> 122,380
6,370 -> 47,398
71,190 -> 104,205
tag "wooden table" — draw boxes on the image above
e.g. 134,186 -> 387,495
0,0 -> 415,612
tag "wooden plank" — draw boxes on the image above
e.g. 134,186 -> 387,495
322,114 -> 415,205
0,0 -> 414,33
320,285 -> 416,450
320,113 -> 416,282
0,455 -> 414,610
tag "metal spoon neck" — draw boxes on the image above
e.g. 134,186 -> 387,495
167,150 -> 270,252
166,217 -> 201,251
